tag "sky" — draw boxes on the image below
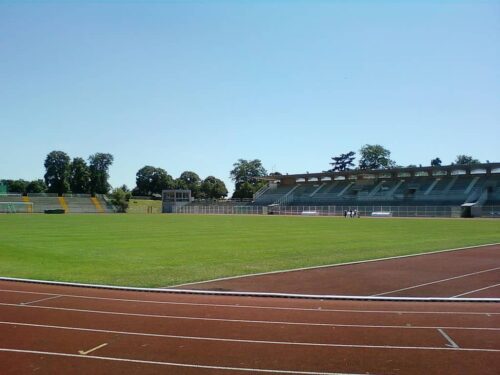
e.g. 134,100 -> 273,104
1,0 -> 499,193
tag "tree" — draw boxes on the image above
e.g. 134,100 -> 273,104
7,179 -> 28,193
134,166 -> 174,196
430,157 -> 442,167
230,159 -> 267,198
110,188 -> 129,213
454,155 -> 480,165
89,153 -> 114,195
231,181 -> 256,199
200,176 -> 228,199
44,151 -> 71,195
26,179 -> 46,194
69,157 -> 90,194
329,151 -> 356,172
358,145 -> 396,170
178,171 -> 202,198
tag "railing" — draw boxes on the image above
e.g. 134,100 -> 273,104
173,204 -> 484,218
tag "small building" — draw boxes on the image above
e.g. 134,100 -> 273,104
162,190 -> 192,213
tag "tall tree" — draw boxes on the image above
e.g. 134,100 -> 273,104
26,179 -> 46,194
430,157 -> 442,167
230,159 -> 267,198
134,166 -> 174,195
69,157 -> 90,194
178,171 -> 202,198
89,153 -> 114,195
454,155 -> 480,165
44,151 -> 71,194
358,145 -> 396,170
200,176 -> 228,199
329,151 -> 356,172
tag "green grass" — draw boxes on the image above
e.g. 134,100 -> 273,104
0,214 -> 499,287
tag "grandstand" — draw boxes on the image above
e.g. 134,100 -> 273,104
0,193 -> 114,214
248,163 -> 500,218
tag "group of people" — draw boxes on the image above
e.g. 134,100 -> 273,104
343,209 -> 360,218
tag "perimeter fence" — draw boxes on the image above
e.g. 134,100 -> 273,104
175,205 -> 500,218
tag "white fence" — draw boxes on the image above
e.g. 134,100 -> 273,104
175,205 -> 500,218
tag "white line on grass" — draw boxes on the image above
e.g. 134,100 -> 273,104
166,243 -> 500,288
1,321 -> 498,350
372,267 -> 500,296
0,288 -> 498,315
0,348 -> 362,374
452,284 -> 500,298
1,303 -> 499,331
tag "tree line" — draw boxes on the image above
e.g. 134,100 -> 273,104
328,144 -> 483,172
1,147 -> 486,200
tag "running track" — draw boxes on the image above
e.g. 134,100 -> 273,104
0,244 -> 499,374
176,244 -> 500,298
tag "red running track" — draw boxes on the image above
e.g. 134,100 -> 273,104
0,279 -> 499,374
175,244 -> 500,298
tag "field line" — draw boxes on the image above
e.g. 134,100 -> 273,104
0,348 -> 360,374
1,303 -> 499,331
372,267 -> 500,296
1,288 -> 498,315
452,284 -> 500,298
166,242 -> 500,288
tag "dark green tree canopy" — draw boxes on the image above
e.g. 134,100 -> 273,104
134,166 -> 174,196
89,153 -> 114,194
178,171 -> 202,198
454,155 -> 480,165
329,151 -> 356,172
431,157 -> 442,167
230,159 -> 267,198
200,176 -> 228,199
26,179 -> 47,194
358,144 -> 396,170
69,157 -> 90,194
44,151 -> 71,195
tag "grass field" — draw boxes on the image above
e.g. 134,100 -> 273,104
0,214 -> 499,287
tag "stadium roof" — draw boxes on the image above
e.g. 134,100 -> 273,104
262,162 -> 500,182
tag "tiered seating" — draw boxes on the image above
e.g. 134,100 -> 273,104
29,196 -> 63,213
66,196 -> 99,213
253,173 -> 500,207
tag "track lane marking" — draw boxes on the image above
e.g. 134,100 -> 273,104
21,295 -> 62,305
1,304 -> 499,331
373,267 -> 500,296
1,321 -> 498,351
78,343 -> 108,355
0,348 -> 363,374
452,284 -> 500,298
437,329 -> 460,348
0,289 -> 498,316
167,242 -> 500,288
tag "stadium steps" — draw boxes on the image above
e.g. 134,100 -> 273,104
91,197 -> 104,213
58,197 -> 69,213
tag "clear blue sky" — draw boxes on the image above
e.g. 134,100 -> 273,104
1,0 -> 499,193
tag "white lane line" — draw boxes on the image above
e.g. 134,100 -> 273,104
1,321 -> 498,351
1,303 -> 499,331
78,343 -> 108,355
452,284 -> 500,298
0,348 -> 363,374
0,289 -> 498,316
21,295 -> 62,306
373,267 -> 500,296
437,328 -> 460,348
167,242 -> 500,288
